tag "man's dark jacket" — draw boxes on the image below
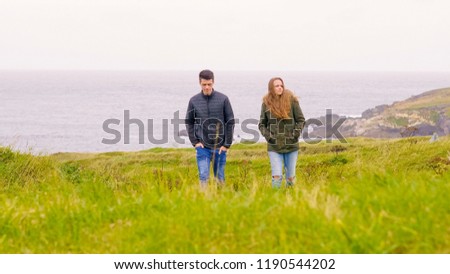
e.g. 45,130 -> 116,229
185,90 -> 235,149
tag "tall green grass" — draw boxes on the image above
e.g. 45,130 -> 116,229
0,137 -> 449,253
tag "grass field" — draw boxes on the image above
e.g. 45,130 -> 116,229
1,137 -> 449,253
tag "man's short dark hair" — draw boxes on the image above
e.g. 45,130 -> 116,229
199,69 -> 214,81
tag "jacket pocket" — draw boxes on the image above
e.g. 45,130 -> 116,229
286,136 -> 298,145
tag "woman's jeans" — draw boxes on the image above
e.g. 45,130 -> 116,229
268,150 -> 298,188
196,147 -> 227,185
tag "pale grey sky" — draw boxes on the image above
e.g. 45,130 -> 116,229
1,0 -> 449,71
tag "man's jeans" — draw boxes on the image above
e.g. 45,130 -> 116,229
196,147 -> 227,185
268,150 -> 298,188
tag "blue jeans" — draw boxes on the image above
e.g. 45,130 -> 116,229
268,150 -> 298,188
196,147 -> 227,185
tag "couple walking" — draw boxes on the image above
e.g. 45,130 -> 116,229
185,70 -> 305,188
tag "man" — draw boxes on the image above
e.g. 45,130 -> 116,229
185,69 -> 235,187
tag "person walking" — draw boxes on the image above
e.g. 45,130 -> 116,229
258,77 -> 305,188
185,69 -> 235,187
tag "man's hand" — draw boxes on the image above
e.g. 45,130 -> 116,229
219,146 -> 228,154
195,142 -> 204,148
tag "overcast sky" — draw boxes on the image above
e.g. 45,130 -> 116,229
1,0 -> 449,71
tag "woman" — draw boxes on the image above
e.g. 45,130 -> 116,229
258,77 -> 305,188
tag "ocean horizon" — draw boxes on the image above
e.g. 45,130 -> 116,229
2,70 -> 450,154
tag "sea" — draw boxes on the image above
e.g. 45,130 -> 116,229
1,70 -> 450,154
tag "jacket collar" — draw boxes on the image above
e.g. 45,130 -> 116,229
201,89 -> 215,98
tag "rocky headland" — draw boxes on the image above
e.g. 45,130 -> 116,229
308,88 -> 450,138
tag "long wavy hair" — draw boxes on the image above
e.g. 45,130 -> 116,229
263,77 -> 297,119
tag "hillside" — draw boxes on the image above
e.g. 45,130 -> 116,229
309,88 -> 450,139
1,137 -> 450,253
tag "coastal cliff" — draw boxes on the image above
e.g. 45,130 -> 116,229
309,88 -> 450,138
